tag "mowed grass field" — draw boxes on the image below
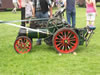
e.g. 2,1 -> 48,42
0,4 -> 100,75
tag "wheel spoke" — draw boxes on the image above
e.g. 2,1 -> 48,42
68,33 -> 72,39
55,37 -> 62,41
70,38 -> 76,42
70,42 -> 75,46
58,44 -> 63,50
68,45 -> 71,50
62,46 -> 65,50
56,40 -> 62,44
16,42 -> 21,47
55,38 -> 63,43
59,32 -> 63,36
58,34 -> 63,39
64,31 -> 67,38
64,44 -> 69,50
56,42 -> 63,47
66,31 -> 71,38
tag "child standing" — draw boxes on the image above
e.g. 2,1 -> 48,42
25,0 -> 33,19
86,0 -> 97,28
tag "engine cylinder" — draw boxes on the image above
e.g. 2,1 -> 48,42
18,28 -> 50,38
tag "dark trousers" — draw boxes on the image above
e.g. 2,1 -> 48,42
36,11 -> 49,44
21,7 -> 25,26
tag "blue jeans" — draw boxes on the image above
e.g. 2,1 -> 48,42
36,11 -> 49,18
35,11 -> 49,44
66,11 -> 76,28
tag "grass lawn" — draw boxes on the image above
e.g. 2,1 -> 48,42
0,4 -> 100,75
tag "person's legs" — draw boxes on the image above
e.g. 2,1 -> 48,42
86,20 -> 90,26
67,11 -> 71,25
90,13 -> 96,26
21,7 -> 25,26
86,13 -> 91,26
87,13 -> 96,32
12,3 -> 18,13
13,8 -> 17,13
91,21 -> 95,26
72,11 -> 76,28
87,13 -> 96,30
36,12 -> 49,45
12,8 -> 15,13
35,12 -> 42,45
35,12 -> 41,18
88,20 -> 96,31
41,12 -> 49,18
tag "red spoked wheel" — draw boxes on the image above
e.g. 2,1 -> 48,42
53,28 -> 79,54
14,36 -> 32,54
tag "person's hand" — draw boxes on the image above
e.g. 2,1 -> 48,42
50,15 -> 53,18
18,4 -> 21,8
50,14 -> 53,18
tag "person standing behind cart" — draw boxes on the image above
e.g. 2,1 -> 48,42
85,0 -> 97,29
18,0 -> 27,27
64,0 -> 76,28
12,0 -> 18,13
25,0 -> 34,25
32,0 -> 53,45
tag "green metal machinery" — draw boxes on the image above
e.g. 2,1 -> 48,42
14,7 -> 95,54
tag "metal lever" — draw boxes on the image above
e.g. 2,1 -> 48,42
85,30 -> 94,47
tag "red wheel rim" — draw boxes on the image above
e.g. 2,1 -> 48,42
14,36 -> 32,54
53,29 -> 79,53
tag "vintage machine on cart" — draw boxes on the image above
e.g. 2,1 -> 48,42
14,7 -> 96,54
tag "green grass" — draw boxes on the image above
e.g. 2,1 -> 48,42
0,4 -> 100,75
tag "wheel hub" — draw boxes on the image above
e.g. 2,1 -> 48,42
64,39 -> 68,44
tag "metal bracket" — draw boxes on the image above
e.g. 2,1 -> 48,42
84,30 -> 94,47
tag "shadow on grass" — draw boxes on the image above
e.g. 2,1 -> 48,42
30,43 -> 57,54
29,39 -> 98,54
30,41 -> 87,54
75,45 -> 86,53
